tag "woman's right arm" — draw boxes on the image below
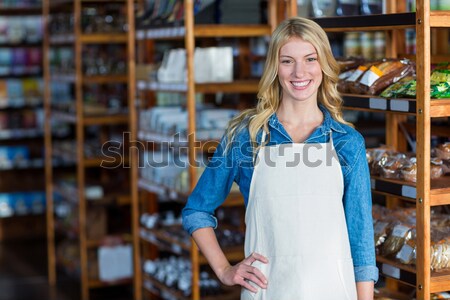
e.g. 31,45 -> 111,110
192,227 -> 268,292
183,132 -> 268,292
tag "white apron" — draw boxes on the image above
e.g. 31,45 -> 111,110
241,131 -> 357,300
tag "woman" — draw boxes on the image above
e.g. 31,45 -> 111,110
182,17 -> 378,300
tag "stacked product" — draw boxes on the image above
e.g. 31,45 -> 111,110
139,106 -> 238,140
0,78 -> 43,107
0,16 -> 42,44
366,144 -> 450,183
0,191 -> 45,217
373,205 -> 450,272
0,0 -> 41,7
143,256 -> 222,297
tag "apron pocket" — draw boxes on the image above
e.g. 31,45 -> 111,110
337,259 -> 357,300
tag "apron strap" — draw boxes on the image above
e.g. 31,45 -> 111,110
254,129 -> 268,166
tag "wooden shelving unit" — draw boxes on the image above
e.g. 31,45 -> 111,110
43,0 -> 136,299
0,4 -> 47,241
285,1 -> 450,299
131,1 -> 278,299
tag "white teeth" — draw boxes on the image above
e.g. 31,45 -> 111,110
292,81 -> 310,87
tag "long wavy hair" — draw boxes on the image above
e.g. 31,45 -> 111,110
225,17 -> 351,153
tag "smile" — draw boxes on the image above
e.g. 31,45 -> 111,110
291,80 -> 311,88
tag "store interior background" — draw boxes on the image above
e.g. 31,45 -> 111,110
1,0 -> 450,299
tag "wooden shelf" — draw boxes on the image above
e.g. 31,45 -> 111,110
82,75 -> 128,84
52,110 -> 128,125
377,255 -> 450,293
371,175 -> 450,206
0,7 -> 41,15
87,278 -> 132,289
430,11 -> 450,28
136,24 -> 271,40
343,94 -> 450,117
313,12 -> 416,32
138,178 -> 243,207
137,79 -> 260,93
79,33 -> 128,44
137,130 -> 220,152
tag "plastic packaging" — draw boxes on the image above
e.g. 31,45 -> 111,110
380,76 -> 415,98
297,0 -> 312,18
382,223 -> 414,257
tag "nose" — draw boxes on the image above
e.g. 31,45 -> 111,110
293,61 -> 306,77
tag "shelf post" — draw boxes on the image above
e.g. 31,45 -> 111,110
415,0 -> 432,299
43,0 -> 56,286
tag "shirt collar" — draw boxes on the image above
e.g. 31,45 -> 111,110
268,104 -> 347,136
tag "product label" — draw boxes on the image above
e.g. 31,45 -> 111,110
339,69 -> 355,80
346,66 -> 367,82
374,221 -> 389,234
382,263 -> 400,279
360,66 -> 383,87
396,244 -> 414,264
392,224 -> 410,238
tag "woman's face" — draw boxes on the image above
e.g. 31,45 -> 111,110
277,37 -> 323,105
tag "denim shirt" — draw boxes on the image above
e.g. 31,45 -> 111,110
182,106 -> 379,283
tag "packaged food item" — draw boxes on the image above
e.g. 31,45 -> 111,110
380,75 -> 415,98
431,157 -> 444,179
360,0 -> 383,15
311,0 -> 337,17
400,157 -> 417,183
436,142 -> 450,160
431,237 -> 450,271
374,220 -> 389,248
379,153 -> 407,179
356,59 -> 415,95
382,223 -> 414,257
336,0 -> 359,16
396,229 -> 416,265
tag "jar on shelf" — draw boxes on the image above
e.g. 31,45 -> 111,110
405,29 -> 416,55
360,0 -> 383,15
297,0 -> 312,18
336,0 -> 360,16
344,32 -> 361,57
373,31 -> 385,60
360,32 -> 374,59
311,0 -> 337,17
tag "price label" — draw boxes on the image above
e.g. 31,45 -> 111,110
369,98 -> 387,110
401,185 -> 416,198
370,178 -> 376,189
390,99 -> 410,112
382,263 -> 400,279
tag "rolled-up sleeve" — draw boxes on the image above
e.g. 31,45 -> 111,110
182,135 -> 240,235
343,137 -> 379,283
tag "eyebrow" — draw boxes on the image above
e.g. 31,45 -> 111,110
279,52 -> 318,58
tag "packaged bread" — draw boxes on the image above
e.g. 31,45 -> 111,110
401,157 -> 417,183
396,229 -> 416,265
431,237 -> 450,271
379,153 -> 408,179
352,59 -> 415,95
431,157 -> 444,179
436,142 -> 450,160
382,223 -> 414,257
337,57 -> 365,72
374,221 -> 390,249
344,63 -> 376,94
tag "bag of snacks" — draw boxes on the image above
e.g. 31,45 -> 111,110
380,76 -> 415,98
382,223 -> 414,257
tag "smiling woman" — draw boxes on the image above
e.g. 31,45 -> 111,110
182,17 -> 378,300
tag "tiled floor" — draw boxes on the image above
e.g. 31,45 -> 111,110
0,240 -> 133,300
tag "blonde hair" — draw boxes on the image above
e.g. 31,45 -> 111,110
225,17 -> 351,153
